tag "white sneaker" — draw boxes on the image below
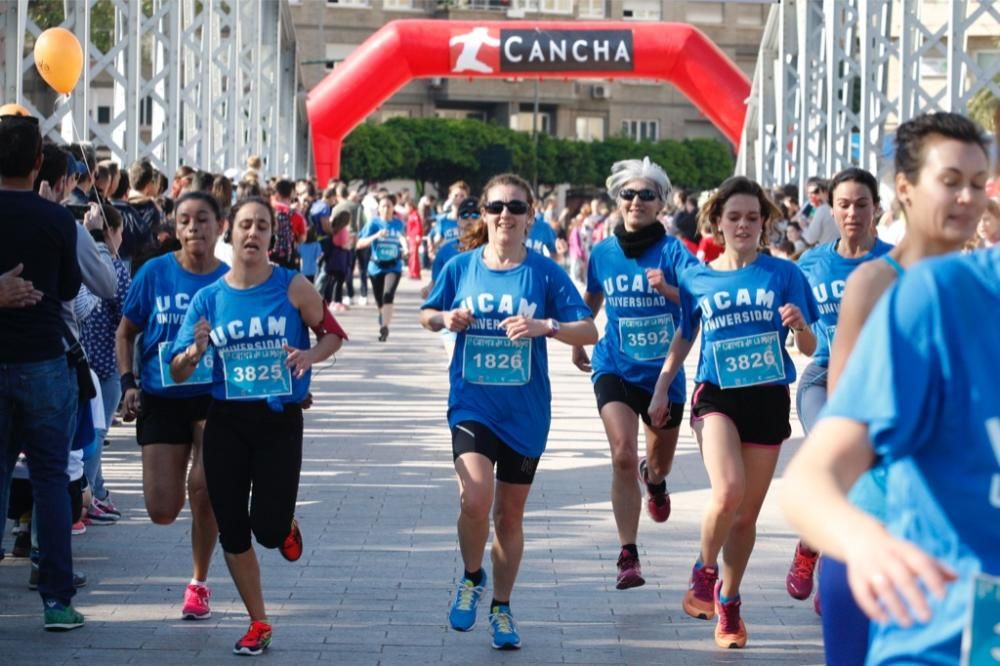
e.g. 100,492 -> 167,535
358,296 -> 368,306
341,296 -> 351,306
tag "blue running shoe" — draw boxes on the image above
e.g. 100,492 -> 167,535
448,571 -> 487,631
489,604 -> 521,650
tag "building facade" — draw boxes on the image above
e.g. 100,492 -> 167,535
290,0 -> 770,147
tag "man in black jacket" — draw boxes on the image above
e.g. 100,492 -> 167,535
0,113 -> 86,630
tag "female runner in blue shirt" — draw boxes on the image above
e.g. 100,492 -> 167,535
421,173 -> 597,651
572,158 -> 698,590
790,112 -> 991,666
649,176 -> 819,650
784,167 -> 893,604
116,192 -> 228,621
356,193 -> 408,342
170,196 -> 345,656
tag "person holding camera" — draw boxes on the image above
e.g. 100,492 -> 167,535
0,112 -> 85,630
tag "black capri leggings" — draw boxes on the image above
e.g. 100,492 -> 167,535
370,271 -> 401,308
202,400 -> 303,554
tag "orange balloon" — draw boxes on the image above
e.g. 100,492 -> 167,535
0,103 -> 31,117
34,27 -> 84,95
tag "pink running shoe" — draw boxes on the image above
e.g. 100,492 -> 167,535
786,541 -> 819,600
638,459 -> 671,523
713,580 -> 747,649
682,563 -> 718,620
182,584 -> 212,620
615,548 -> 645,590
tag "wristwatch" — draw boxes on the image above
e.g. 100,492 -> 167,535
546,318 -> 560,338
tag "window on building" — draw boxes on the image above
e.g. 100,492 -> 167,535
621,119 -> 659,141
326,0 -> 369,6
578,0 -> 605,18
97,105 -> 111,125
733,3 -> 764,27
976,50 -> 1000,75
622,0 -> 660,21
139,96 -> 153,125
383,0 -> 413,8
381,109 -> 411,120
576,116 -> 604,142
511,0 -> 573,13
920,56 -> 947,79
685,1 -> 723,25
435,108 -> 488,121
510,112 -> 551,134
325,43 -> 356,70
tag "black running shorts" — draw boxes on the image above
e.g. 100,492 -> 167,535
451,421 -> 540,485
593,374 -> 684,429
136,391 -> 212,446
691,381 -> 791,446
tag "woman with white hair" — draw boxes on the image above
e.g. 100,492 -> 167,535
572,157 -> 698,590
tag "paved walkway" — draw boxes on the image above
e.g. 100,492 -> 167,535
0,277 -> 824,664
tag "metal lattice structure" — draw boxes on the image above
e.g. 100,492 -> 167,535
0,0 -> 310,179
738,0 -> 1000,190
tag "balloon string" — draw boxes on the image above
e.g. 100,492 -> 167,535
64,93 -> 110,234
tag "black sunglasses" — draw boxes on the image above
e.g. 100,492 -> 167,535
483,200 -> 530,216
459,211 -> 481,220
620,188 -> 658,202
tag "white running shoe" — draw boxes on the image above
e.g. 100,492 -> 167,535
341,296 -> 351,306
358,296 -> 368,306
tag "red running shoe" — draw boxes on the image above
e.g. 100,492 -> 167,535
713,580 -> 747,649
233,620 -> 272,656
682,563 -> 718,620
639,459 -> 671,523
615,548 -> 645,590
181,583 -> 212,620
786,541 -> 819,600
279,518 -> 302,562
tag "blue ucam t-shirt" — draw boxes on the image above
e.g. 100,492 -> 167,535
679,253 -> 819,388
172,266 -> 311,406
527,214 -> 557,257
797,238 -> 893,367
586,235 -> 698,403
432,238 -> 461,282
431,214 -> 459,245
422,247 -> 592,458
359,217 -> 405,276
823,247 -> 1000,666
121,252 -> 229,398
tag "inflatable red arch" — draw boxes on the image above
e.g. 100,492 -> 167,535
307,20 -> 750,183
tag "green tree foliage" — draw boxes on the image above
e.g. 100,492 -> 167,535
342,117 -> 735,194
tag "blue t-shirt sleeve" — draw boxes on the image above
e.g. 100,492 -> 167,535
823,272 -> 940,462
546,262 -> 592,322
663,237 -> 699,284
585,250 -> 601,294
170,291 -> 207,361
786,262 -> 820,325
121,262 -> 151,326
677,270 -> 701,341
422,259 -> 457,312
431,247 -> 449,282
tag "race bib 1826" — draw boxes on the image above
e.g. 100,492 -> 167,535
462,335 -> 531,386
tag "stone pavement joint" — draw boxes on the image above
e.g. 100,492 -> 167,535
0,278 -> 824,664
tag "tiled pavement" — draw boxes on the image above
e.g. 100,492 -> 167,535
0,277 -> 824,664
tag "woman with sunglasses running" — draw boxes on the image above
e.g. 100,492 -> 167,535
170,197 -> 345,656
648,176 -> 819,650
572,158 -> 698,591
421,174 -> 597,651
356,193 -> 408,341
